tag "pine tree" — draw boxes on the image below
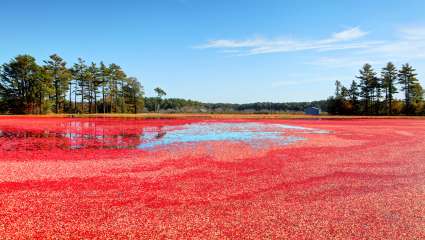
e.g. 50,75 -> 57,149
0,55 -> 45,113
349,80 -> 360,113
335,80 -> 342,98
99,62 -> 110,113
381,62 -> 398,115
72,58 -> 88,113
154,87 -> 166,112
114,65 -> 127,113
109,64 -> 126,113
124,77 -> 144,113
87,62 -> 101,114
44,54 -> 71,113
398,63 -> 419,114
0,54 -> 144,115
357,64 -> 377,115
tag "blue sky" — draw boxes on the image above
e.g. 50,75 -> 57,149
1,0 -> 425,103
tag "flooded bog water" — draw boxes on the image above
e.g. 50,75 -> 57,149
138,122 -> 326,149
0,118 -> 327,160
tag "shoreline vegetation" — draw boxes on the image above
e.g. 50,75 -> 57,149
328,62 -> 424,115
1,113 -> 425,120
1,54 -> 424,116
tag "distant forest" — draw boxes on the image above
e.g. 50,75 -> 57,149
143,99 -> 328,114
0,54 -> 423,115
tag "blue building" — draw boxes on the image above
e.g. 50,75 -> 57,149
304,106 -> 321,115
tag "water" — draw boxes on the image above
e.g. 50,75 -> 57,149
138,122 -> 321,149
0,120 -> 328,151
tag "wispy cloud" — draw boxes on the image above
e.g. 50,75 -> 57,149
309,26 -> 425,69
271,75 -> 351,88
322,27 -> 368,43
309,56 -> 384,68
195,27 -> 375,55
398,26 -> 425,40
363,26 -> 425,60
196,25 -> 425,73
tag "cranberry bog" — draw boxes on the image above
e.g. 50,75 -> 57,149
0,116 -> 424,239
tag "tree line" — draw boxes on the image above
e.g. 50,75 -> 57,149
328,62 -> 424,115
203,101 -> 328,113
3,55 -> 424,115
142,100 -> 328,114
0,54 -> 329,115
0,54 -> 146,114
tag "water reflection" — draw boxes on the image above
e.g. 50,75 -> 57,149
155,127 -> 167,140
0,121 -> 327,151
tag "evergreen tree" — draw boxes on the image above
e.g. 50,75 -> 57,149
124,77 -> 144,113
398,63 -> 419,114
87,62 -> 101,113
99,62 -> 110,113
0,55 -> 44,113
349,80 -> 360,113
411,82 -> 424,113
109,64 -> 126,113
381,62 -> 398,115
44,54 -> 71,113
335,80 -> 342,98
375,76 -> 383,114
72,58 -> 88,113
154,87 -> 166,112
357,64 -> 377,114
349,80 -> 359,102
0,54 -> 146,115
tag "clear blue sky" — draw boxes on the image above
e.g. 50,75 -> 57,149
2,0 -> 425,103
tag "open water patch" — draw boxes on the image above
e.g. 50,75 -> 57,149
138,122 -> 327,149
0,121 -> 328,151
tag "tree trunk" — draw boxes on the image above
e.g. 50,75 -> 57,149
74,87 -> 77,114
69,82 -> 72,113
405,81 -> 409,114
102,82 -> 106,113
114,80 -> 117,113
81,82 -> 84,113
39,93 -> 43,114
55,86 -> 58,113
94,90 -> 97,114
134,93 -> 137,114
121,80 -> 125,113
88,82 -> 92,114
55,80 -> 59,114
